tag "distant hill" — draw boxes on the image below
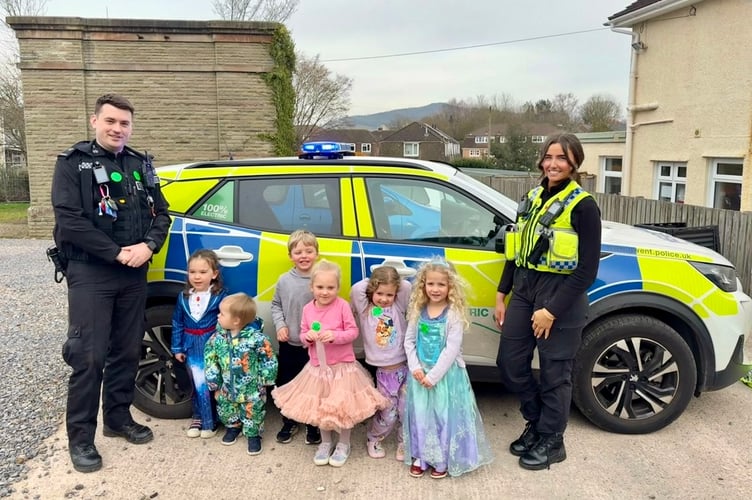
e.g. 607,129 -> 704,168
346,102 -> 448,130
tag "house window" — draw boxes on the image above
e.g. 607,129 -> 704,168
601,157 -> 622,194
361,143 -> 371,153
655,162 -> 687,203
531,135 -> 546,143
404,142 -> 419,157
474,136 -> 489,144
469,149 -> 480,157
709,158 -> 742,210
499,136 -> 507,143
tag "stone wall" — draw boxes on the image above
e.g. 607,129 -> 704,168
8,17 -> 281,237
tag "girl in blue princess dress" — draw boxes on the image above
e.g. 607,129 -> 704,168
403,258 -> 494,478
171,249 -> 227,438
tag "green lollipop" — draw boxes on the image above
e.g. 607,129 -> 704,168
372,306 -> 383,317
311,321 -> 321,332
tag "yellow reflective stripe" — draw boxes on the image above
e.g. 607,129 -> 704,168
161,180 -> 219,213
352,178 -> 374,238
637,258 -> 739,316
256,232 -> 292,301
340,177 -> 358,237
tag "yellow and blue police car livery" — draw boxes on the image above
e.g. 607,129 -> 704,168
137,142 -> 751,435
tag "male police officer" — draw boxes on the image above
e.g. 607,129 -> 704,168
51,94 -> 171,473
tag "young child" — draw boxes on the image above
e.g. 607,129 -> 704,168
171,249 -> 227,438
204,293 -> 278,456
271,229 -> 321,445
403,258 -> 494,479
272,259 -> 390,467
350,266 -> 411,461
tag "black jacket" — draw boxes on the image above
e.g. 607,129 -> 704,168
51,140 -> 171,264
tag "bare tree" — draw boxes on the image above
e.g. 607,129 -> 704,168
1,0 -> 47,19
551,92 -> 580,130
579,94 -> 622,132
212,0 -> 299,22
0,0 -> 49,161
293,53 -> 352,145
0,70 -> 25,155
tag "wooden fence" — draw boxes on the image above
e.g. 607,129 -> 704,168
477,175 -> 752,294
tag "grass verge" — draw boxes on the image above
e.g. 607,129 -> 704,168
0,202 -> 29,223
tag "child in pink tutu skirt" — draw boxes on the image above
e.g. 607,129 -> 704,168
272,259 -> 389,467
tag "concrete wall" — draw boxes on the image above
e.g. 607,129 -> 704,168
8,16 -> 280,237
624,0 -> 752,210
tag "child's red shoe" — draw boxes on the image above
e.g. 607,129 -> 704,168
409,463 -> 424,478
430,468 -> 447,479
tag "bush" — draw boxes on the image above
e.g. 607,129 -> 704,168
450,158 -> 496,169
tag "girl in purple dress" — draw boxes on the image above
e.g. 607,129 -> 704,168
403,258 -> 494,478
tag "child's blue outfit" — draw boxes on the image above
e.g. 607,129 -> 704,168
403,306 -> 494,477
171,288 -> 227,431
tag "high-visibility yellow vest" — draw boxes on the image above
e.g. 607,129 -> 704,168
504,181 -> 591,274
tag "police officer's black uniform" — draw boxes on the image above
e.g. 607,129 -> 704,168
495,177 -> 601,470
51,140 -> 170,469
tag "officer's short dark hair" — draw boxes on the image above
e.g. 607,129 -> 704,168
94,94 -> 135,116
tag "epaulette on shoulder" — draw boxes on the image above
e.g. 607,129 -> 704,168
58,141 -> 89,158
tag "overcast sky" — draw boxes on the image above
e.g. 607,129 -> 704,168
38,0 -> 632,116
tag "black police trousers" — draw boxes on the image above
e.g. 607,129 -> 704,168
62,259 -> 147,447
496,267 -> 588,435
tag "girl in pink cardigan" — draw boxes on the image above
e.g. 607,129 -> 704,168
272,259 -> 389,468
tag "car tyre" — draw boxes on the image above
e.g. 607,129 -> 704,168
573,314 -> 696,434
133,304 -> 193,419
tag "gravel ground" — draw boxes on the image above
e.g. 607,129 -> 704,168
0,238 -> 69,498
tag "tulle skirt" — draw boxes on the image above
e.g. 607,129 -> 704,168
272,361 -> 390,431
403,363 -> 494,476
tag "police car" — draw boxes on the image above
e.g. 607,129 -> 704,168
136,141 -> 752,434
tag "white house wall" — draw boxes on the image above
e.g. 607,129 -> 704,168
627,0 -> 752,209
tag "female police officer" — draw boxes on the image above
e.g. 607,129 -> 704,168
494,133 -> 601,470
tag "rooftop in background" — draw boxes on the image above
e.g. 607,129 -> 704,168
575,131 -> 627,143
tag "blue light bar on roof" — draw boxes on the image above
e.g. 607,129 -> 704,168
299,141 -> 356,159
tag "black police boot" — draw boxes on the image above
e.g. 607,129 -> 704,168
519,433 -> 566,470
69,443 -> 102,473
102,421 -> 154,444
509,421 -> 539,457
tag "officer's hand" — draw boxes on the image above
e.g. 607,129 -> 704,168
120,242 -> 153,268
494,292 -> 507,330
531,308 -> 555,339
277,327 -> 290,342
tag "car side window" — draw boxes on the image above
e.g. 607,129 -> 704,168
365,177 -> 497,248
192,181 -> 235,223
237,177 -> 341,235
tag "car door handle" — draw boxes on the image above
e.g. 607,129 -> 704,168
214,245 -> 254,268
371,259 -> 417,278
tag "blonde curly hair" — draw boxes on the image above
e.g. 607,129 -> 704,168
407,258 -> 469,330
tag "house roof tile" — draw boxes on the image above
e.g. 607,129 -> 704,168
608,0 -> 663,21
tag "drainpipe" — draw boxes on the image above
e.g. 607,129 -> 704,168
610,26 -> 639,196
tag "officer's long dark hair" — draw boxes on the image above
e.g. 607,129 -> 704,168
536,133 -> 585,184
182,249 -> 224,297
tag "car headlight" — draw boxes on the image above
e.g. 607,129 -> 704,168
689,262 -> 738,292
